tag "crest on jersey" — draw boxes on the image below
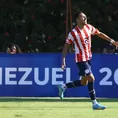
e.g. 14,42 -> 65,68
85,69 -> 90,74
84,37 -> 89,44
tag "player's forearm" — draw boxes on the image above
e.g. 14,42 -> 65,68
97,32 -> 114,43
62,43 -> 70,59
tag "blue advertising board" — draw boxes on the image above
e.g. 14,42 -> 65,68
0,53 -> 118,98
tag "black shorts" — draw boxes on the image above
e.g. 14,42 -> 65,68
76,60 -> 92,76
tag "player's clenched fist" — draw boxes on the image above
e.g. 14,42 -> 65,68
112,41 -> 118,48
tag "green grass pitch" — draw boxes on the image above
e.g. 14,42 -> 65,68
0,97 -> 118,118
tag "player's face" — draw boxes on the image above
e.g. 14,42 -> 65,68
11,46 -> 17,54
77,13 -> 87,25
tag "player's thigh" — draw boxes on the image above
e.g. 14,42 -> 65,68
76,60 -> 92,76
85,61 -> 95,82
85,73 -> 95,82
76,60 -> 95,83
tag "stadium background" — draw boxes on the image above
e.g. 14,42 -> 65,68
0,1 -> 118,118
0,0 -> 118,53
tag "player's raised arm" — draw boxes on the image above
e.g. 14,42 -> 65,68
96,32 -> 118,47
62,32 -> 74,70
90,24 -> 118,47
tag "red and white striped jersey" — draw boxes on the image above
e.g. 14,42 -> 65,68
66,24 -> 100,62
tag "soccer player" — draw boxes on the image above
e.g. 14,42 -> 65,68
58,11 -> 118,110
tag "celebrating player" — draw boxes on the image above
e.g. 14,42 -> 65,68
58,11 -> 118,110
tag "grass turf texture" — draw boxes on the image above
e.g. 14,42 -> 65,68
0,97 -> 118,118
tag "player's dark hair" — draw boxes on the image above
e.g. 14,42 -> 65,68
11,44 -> 22,53
74,11 -> 83,21
7,44 -> 22,53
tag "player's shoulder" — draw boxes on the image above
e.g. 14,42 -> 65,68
67,27 -> 77,37
86,23 -> 92,26
70,26 -> 77,32
85,24 -> 93,28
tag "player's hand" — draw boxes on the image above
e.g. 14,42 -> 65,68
112,41 -> 118,48
61,58 -> 66,70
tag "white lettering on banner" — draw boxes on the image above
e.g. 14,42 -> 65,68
66,68 -> 71,83
18,68 -> 32,85
34,68 -> 49,85
114,69 -> 118,85
2,67 -> 118,86
0,67 -> 71,85
52,68 -> 64,85
99,67 -> 112,85
99,67 -> 118,86
5,68 -> 17,85
0,68 -> 2,85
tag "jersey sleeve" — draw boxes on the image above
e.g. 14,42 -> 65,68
91,25 -> 100,35
66,32 -> 74,44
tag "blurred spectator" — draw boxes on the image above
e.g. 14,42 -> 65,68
6,44 -> 22,54
0,0 -> 117,53
102,48 -> 108,54
107,44 -> 116,54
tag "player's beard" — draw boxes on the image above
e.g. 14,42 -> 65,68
83,20 -> 87,25
81,22 -> 87,26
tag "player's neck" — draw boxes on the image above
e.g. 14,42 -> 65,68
77,24 -> 85,29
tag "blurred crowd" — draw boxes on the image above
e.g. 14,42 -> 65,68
0,0 -> 118,53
